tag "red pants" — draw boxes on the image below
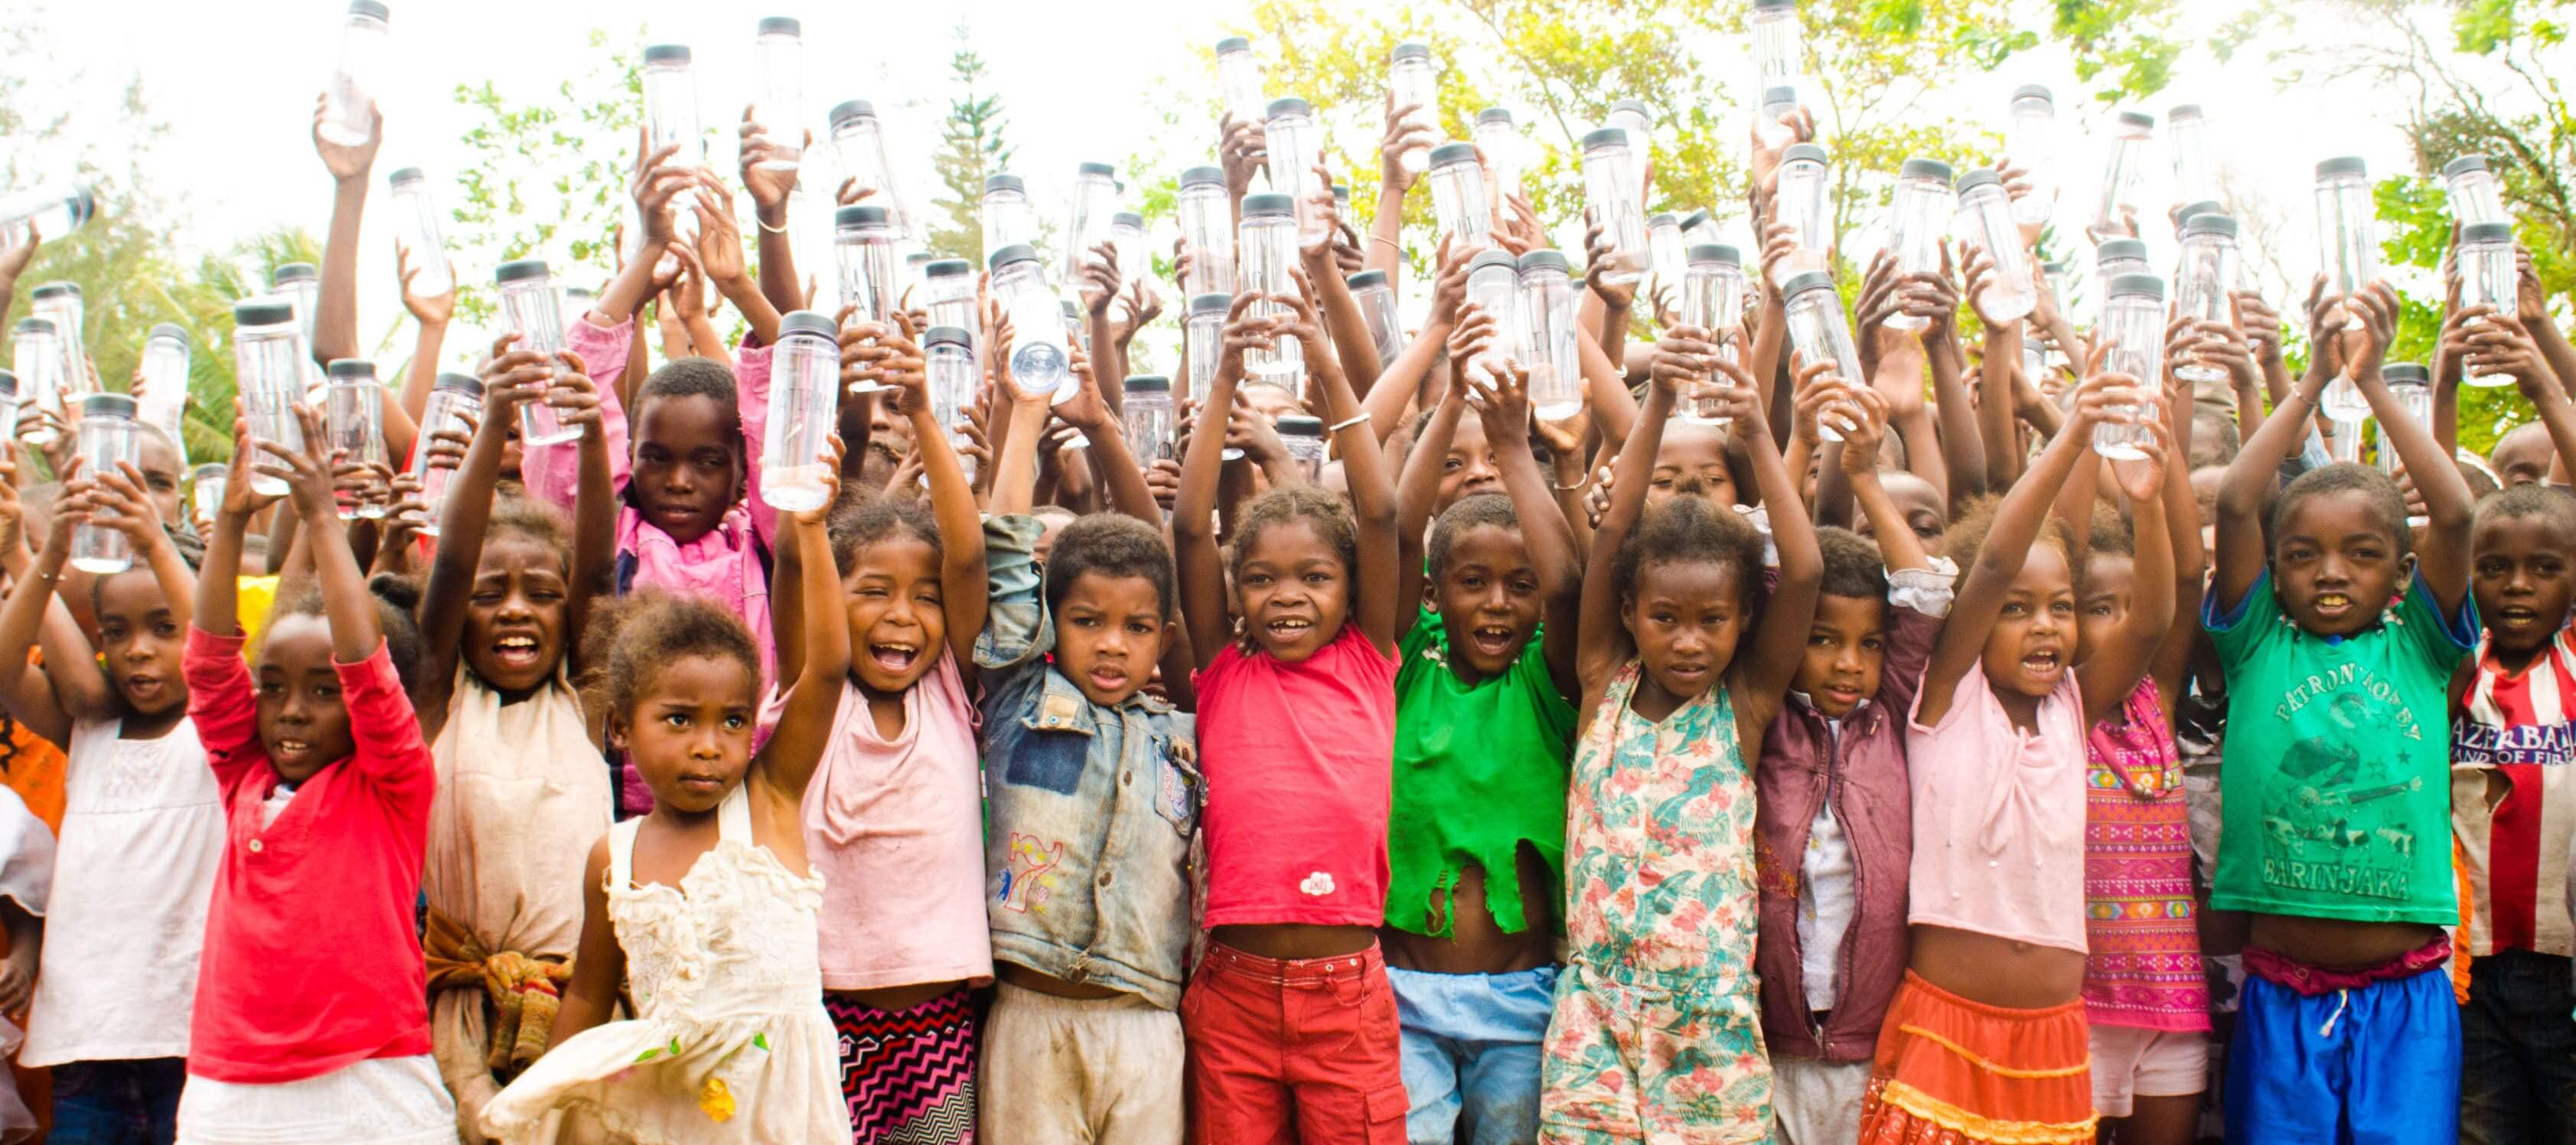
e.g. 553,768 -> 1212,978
1182,939 -> 1407,1144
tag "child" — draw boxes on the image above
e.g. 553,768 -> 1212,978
973,349 -> 1198,1141
1171,280 -> 1407,1137
1755,389 -> 1955,1145
1383,311 -> 1583,1143
414,340 -> 617,1140
174,409 -> 455,1141
0,780 -> 47,1143
2072,370 -> 2210,1142
1544,324 -> 1819,1141
0,460 -> 213,1140
2206,282 -> 2476,1143
481,475 -> 851,1143
764,314 -> 990,1142
1860,364 -> 2173,1144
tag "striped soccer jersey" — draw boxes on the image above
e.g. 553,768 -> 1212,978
2452,623 -> 2576,957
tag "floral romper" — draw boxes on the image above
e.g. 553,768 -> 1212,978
1541,661 -> 1773,1143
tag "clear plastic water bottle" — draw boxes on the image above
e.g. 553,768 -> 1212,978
922,259 -> 976,338
1756,86 -> 1801,149
386,168 -> 454,297
834,204 -> 898,323
0,182 -> 96,246
1428,142 -> 1489,246
2173,214 -> 2240,385
2167,104 -> 2216,208
1607,100 -> 1655,199
917,326 -> 978,484
1389,43 -> 1440,176
749,18 -> 803,171
1782,271 -> 1862,442
2378,364 -> 2431,478
2094,238 -> 2150,307
0,371 -> 18,450
1954,168 -> 2036,324
981,174 -> 1037,256
273,263 -> 321,348
1475,108 -> 1521,205
1182,293 -> 1243,461
231,300 -> 305,493
29,282 -> 85,394
323,360 -> 386,519
9,318 -> 62,446
1464,250 -> 1524,386
1276,414 -> 1326,482
1237,194 -> 1303,380
2459,220 -> 2520,387
2314,155 -> 2377,333
1581,129 -> 1649,286
1215,38 -> 1266,127
1347,270 -> 1402,368
828,101 -> 914,239
1516,251 -> 1583,420
409,371 -> 481,537
1648,213 -> 1687,300
1066,161 -> 1121,278
1775,144 -> 1831,270
1123,375 -> 1176,465
2443,156 -> 2505,226
1681,245 -> 1749,423
1749,0 -> 1803,104
1334,185 -> 1353,233
494,259 -> 582,447
1264,99 -> 1326,246
642,45 -> 702,170
2327,416 -> 2366,465
1678,209 -> 1719,249
2094,110 -> 2154,234
190,462 -> 226,527
1179,166 -> 1236,298
2004,85 -> 2056,228
319,1 -> 388,148
759,311 -> 840,512
989,244 -> 1074,402
2095,273 -> 2167,459
70,393 -> 142,575
1883,158 -> 1955,331
1111,212 -> 1149,286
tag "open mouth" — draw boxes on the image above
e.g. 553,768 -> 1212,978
1468,625 -> 1516,658
274,738 -> 312,757
2021,649 -> 2062,674
126,674 -> 164,699
2312,591 -> 2354,618
492,634 -> 543,667
1820,683 -> 1863,706
1087,665 -> 1130,691
1265,617 -> 1314,640
868,643 -> 920,674
2496,606 -> 2542,630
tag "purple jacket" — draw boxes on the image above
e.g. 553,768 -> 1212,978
1753,598 -> 1941,1062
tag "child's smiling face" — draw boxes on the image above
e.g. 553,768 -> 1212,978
255,615 -> 356,785
2472,513 -> 2574,661
1430,523 -> 1541,683
465,533 -> 571,695
1794,592 -> 1886,719
844,533 -> 948,696
2273,488 -> 2409,638
1981,541 -> 2076,702
1236,518 -> 1351,664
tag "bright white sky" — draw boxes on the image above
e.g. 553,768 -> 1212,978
20,0 -> 2455,366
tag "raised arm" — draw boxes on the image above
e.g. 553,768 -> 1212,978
1301,170 -> 1384,397
2347,282 -> 2468,615
393,246 -> 455,426
2473,308 -> 2576,484
261,407 -> 381,664
737,109 -> 808,321
1733,352 -> 1824,723
1395,333 -> 1475,645
884,319 -> 986,680
2077,418 -> 2178,728
1051,351 -> 1161,526
309,93 -> 378,367
1476,359 -> 1586,697
1844,390 -> 1934,573
1577,337 -> 1683,701
1286,270 -> 1400,655
1173,296 -> 1267,669
757,465 -> 847,807
690,176 -> 781,348
0,481 -> 86,745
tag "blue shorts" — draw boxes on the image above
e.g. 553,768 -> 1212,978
1387,964 -> 1557,1145
2225,961 -> 2459,1144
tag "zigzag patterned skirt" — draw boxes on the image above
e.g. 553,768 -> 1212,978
824,986 -> 980,1144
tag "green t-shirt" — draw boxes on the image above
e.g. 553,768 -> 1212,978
1386,611 -> 1578,937
2205,570 -> 2477,925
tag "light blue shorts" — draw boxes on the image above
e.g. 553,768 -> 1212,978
1387,964 -> 1559,1145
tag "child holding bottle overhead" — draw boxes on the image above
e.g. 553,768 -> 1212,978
0,459 -> 213,1141
1543,325 -> 1819,1142
1171,280 -> 1408,1140
1382,304 -> 1583,1144
174,409 -> 454,1143
1860,357 -> 2175,1145
2205,281 -> 2477,1143
1756,387 -> 1955,1145
762,315 -> 991,1143
973,344 -> 1199,1143
481,432 -> 851,1143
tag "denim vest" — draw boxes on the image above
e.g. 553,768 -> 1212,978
976,516 -> 1201,1010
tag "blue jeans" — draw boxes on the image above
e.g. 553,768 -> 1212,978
2458,950 -> 2576,1145
49,1058 -> 184,1145
1387,964 -> 1556,1145
2226,963 -> 2459,1144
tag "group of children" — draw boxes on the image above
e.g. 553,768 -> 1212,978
0,41 -> 2566,1145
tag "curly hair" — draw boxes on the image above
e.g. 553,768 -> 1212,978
1941,494 -> 2087,604
827,494 -> 942,576
2270,462 -> 2411,563
1046,514 -> 1176,617
1815,526 -> 1889,601
483,494 -> 579,576
580,590 -> 761,722
1612,495 -> 1764,606
2475,480 -> 2576,540
1231,485 -> 1357,582
1427,493 -> 1522,582
637,355 -> 739,410
2085,499 -> 2134,559
262,573 -> 430,696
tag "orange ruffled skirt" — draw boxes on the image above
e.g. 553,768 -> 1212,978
1857,972 -> 2098,1145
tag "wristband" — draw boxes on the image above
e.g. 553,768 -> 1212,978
1328,412 -> 1372,432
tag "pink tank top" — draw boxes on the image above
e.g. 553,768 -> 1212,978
1906,664 -> 2089,954
2082,679 -> 2209,1030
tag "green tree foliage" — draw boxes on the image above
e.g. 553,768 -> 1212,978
925,23 -> 1017,266
447,27 -> 646,327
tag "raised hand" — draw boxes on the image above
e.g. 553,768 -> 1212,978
1583,209 -> 1636,309
690,174 -> 752,289
1219,115 -> 1269,202
736,106 -> 805,213
255,406 -> 344,522
312,93 -> 381,181
1378,93 -> 1440,196
2108,416 -> 2171,504
1837,387 -> 1894,475
628,132 -> 693,243
396,241 -> 456,325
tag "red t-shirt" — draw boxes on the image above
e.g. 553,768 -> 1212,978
181,628 -> 435,1084
1193,624 -> 1397,928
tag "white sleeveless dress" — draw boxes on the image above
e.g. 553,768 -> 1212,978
480,786 -> 850,1144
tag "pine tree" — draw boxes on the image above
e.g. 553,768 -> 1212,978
925,22 -> 1012,265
